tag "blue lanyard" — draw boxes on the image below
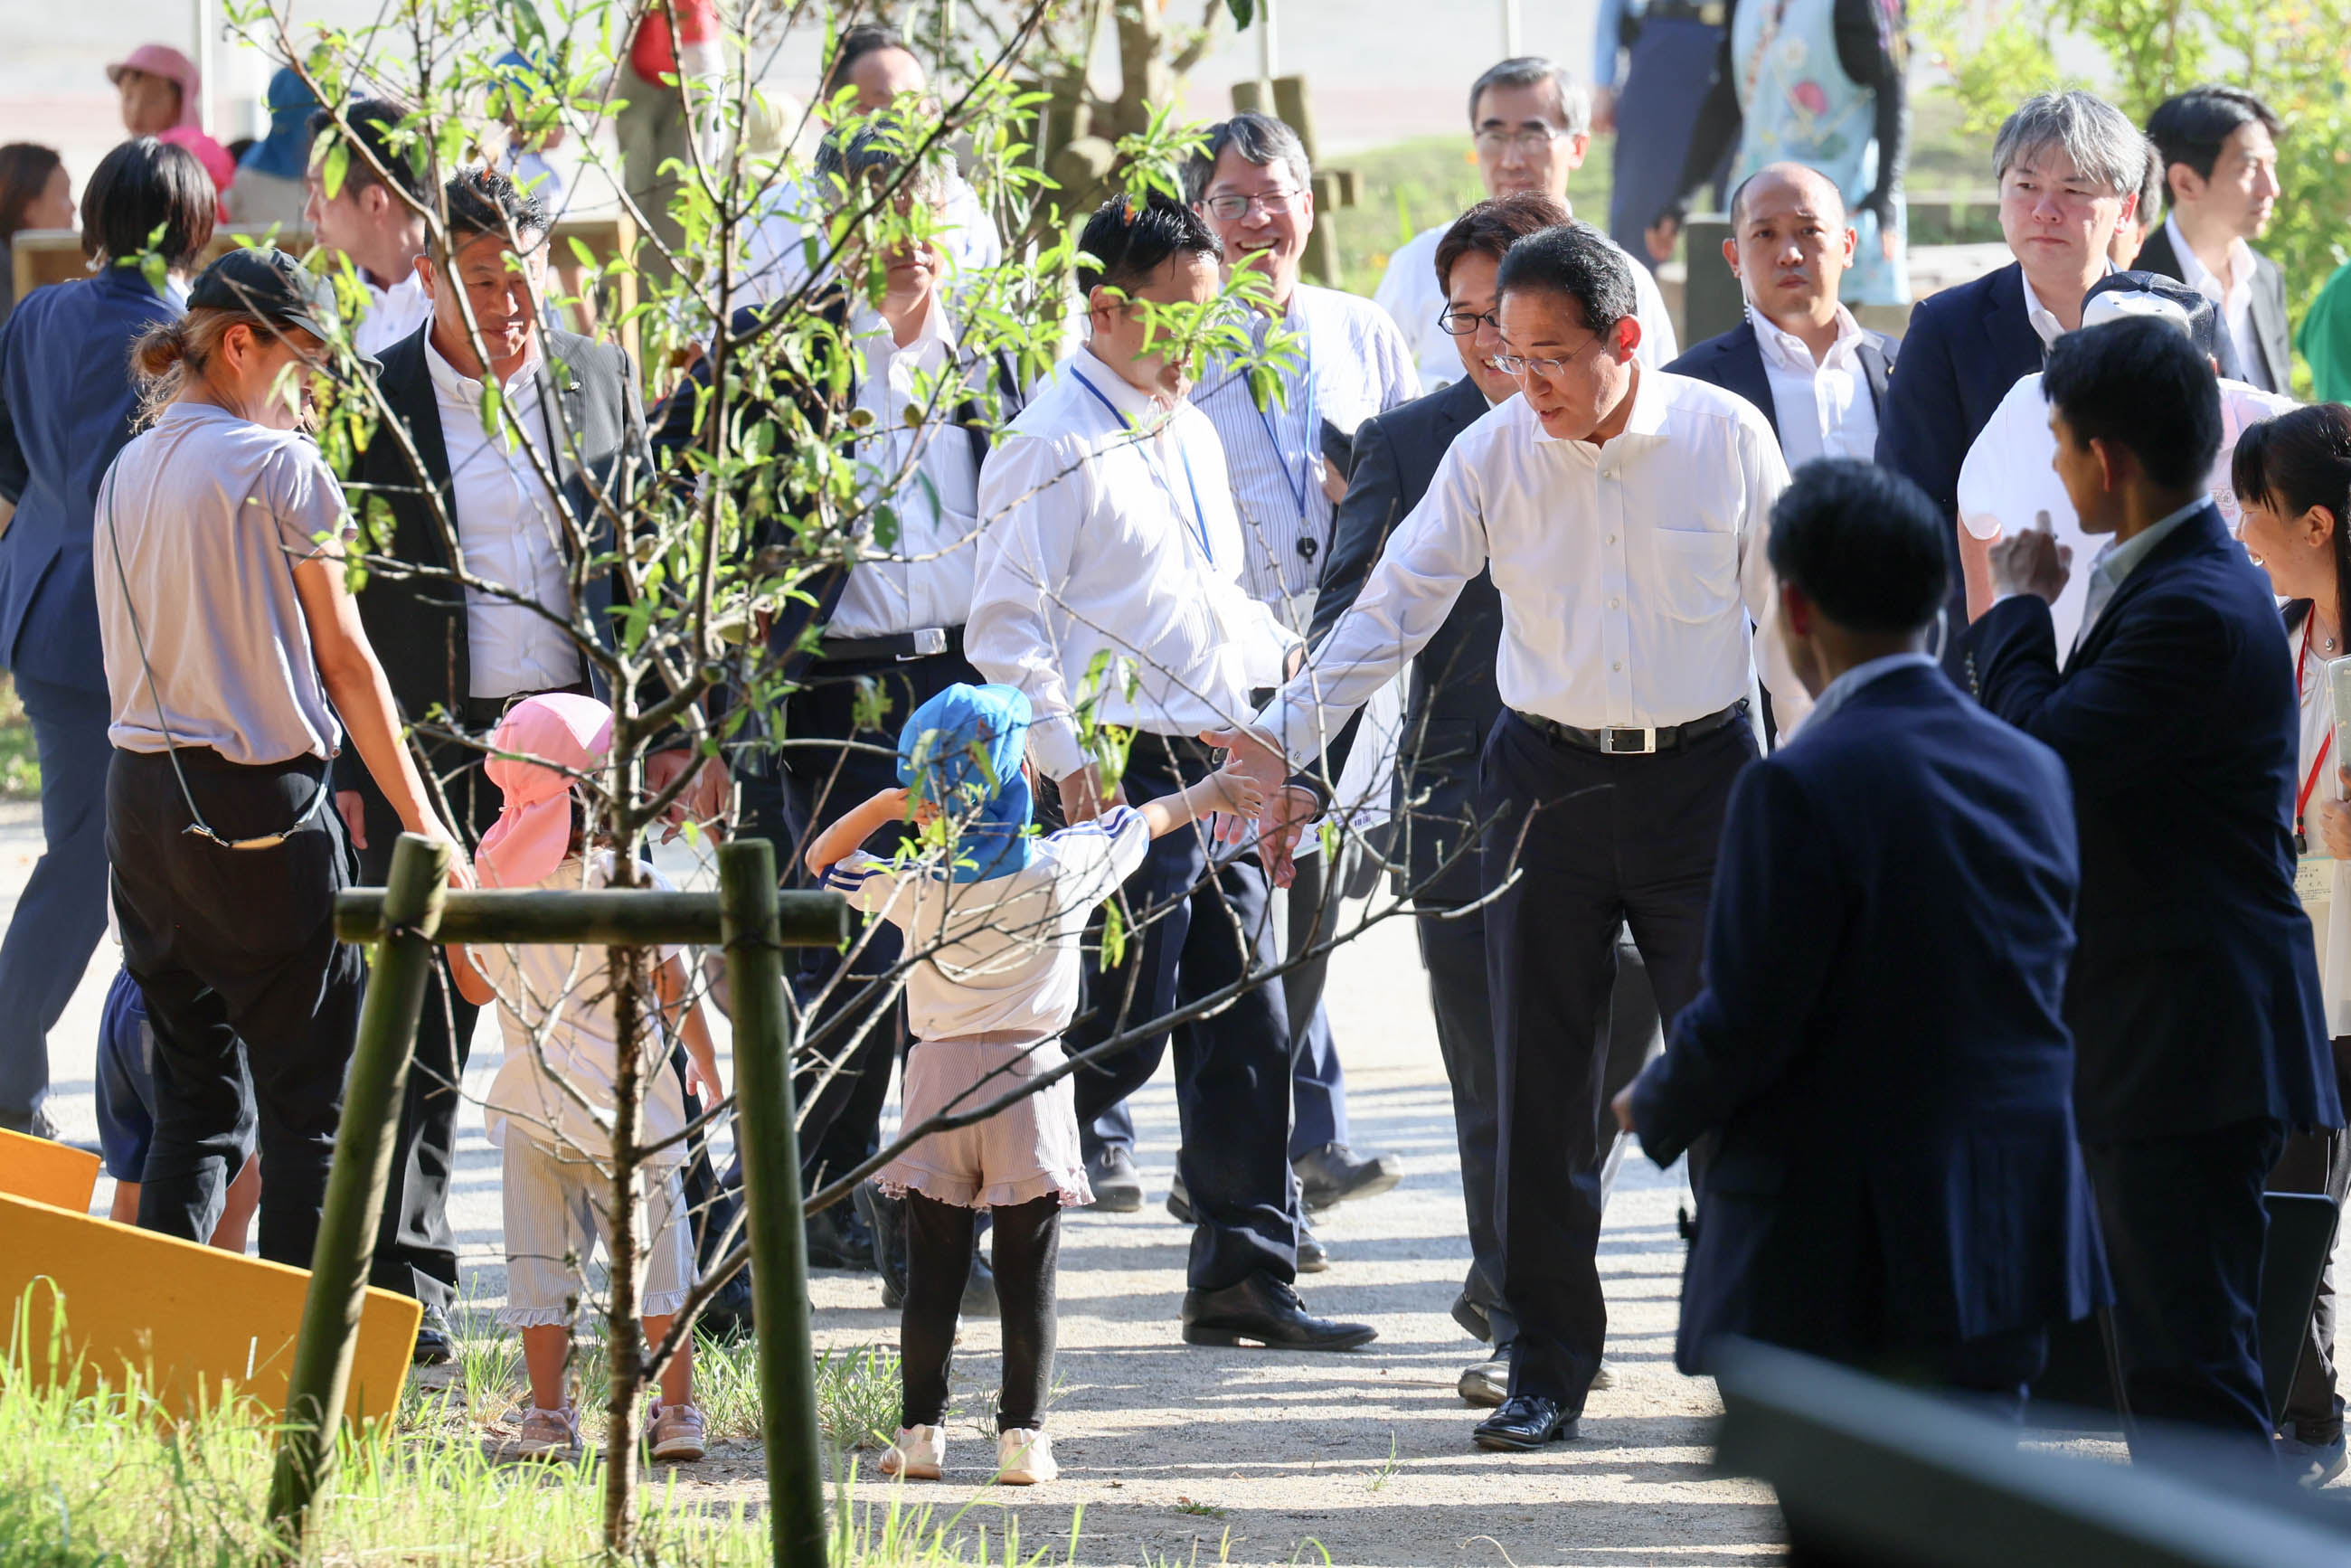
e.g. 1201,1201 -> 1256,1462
1253,314 -> 1317,525
1073,366 -> 1213,562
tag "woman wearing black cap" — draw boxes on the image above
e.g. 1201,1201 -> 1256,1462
95,246 -> 461,1266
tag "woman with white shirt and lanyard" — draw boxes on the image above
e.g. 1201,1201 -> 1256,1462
2232,401 -> 2351,1484
97,248 -> 460,1268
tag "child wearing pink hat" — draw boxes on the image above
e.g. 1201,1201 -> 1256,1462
444,693 -> 724,1463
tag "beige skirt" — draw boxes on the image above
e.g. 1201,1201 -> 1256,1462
877,1034 -> 1093,1209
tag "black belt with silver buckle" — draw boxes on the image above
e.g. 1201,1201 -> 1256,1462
1513,699 -> 1749,755
816,626 -> 962,664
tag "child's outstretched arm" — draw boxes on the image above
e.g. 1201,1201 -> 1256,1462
802,785 -> 912,875
1137,759 -> 1266,840
656,951 -> 725,1101
445,943 -> 495,1006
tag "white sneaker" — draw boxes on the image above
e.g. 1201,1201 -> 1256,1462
996,1427 -> 1056,1484
881,1423 -> 945,1479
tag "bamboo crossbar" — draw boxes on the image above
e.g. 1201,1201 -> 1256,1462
333,888 -> 853,949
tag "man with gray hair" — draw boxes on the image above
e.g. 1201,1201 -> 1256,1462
1373,57 -> 1677,392
1876,89 -> 2148,665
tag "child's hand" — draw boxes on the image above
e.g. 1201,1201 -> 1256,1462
1211,760 -> 1266,820
685,1053 -> 726,1104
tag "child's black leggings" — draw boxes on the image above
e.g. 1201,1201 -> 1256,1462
902,1191 -> 1060,1432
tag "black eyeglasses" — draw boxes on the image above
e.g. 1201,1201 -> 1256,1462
1439,305 -> 1500,337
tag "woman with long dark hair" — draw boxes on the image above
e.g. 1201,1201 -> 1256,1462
0,137 -> 212,1139
98,247 -> 458,1263
2233,401 -> 2351,1484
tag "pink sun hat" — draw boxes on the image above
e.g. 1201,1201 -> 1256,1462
477,694 -> 614,888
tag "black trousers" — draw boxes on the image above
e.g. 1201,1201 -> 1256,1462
2082,1117 -> 2285,1459
1421,901 -> 1660,1356
1482,711 -> 1754,1404
2270,1044 -> 2351,1441
902,1191 -> 1060,1431
738,647 -> 980,1190
357,740 -> 504,1310
1065,735 -> 1298,1291
107,747 -> 365,1267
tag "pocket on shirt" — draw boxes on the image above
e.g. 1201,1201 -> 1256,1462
1648,528 -> 1741,624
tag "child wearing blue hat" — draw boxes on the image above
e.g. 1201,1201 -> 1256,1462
807,683 -> 1262,1486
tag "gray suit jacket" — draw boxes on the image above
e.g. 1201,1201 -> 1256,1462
2133,222 -> 2293,392
1309,373 -> 1499,907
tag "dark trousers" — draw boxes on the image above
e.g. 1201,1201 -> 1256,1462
107,747 -> 364,1266
902,1191 -> 1060,1431
1483,711 -> 1754,1403
356,741 -> 504,1310
2082,1118 -> 2285,1459
739,647 -> 980,1191
0,675 -> 115,1129
2269,1052 -> 2351,1442
1283,850 -> 1349,1157
1066,735 -> 1298,1291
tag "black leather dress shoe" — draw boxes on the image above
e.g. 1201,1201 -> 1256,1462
806,1200 -> 875,1271
1293,1142 -> 1403,1212
1473,1393 -> 1577,1450
854,1183 -> 910,1309
1451,1290 -> 1492,1345
1087,1145 -> 1144,1213
411,1304 -> 456,1366
1166,1174 -> 1194,1224
1180,1272 -> 1376,1351
1297,1222 -> 1329,1273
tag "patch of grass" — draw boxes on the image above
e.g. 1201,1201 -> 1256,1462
1363,1430 -> 1400,1494
1172,1495 -> 1227,1517
0,1356 -> 1075,1566
0,675 -> 36,800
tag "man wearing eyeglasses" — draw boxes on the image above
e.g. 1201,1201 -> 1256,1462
1373,57 -> 1677,393
1214,221 -> 1810,1450
1116,113 -> 1423,1248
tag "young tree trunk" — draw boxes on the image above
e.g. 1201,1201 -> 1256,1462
602,741 -> 651,1557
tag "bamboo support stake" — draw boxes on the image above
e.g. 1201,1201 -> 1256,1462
267,832 -> 451,1548
334,887 -> 851,949
719,839 -> 829,1568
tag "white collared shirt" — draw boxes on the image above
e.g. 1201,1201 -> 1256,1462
424,335 -> 582,698
355,269 -> 432,357
1193,283 -> 1420,627
1748,303 -> 1878,466
1371,215 -> 1681,392
2075,496 -> 2207,650
826,292 -> 986,638
1799,650 -> 1936,733
1252,368 -> 1808,767
2165,213 -> 2267,391
2020,261 -> 2120,352
741,168 -> 1003,311
1958,371 -> 2294,656
968,350 -> 1302,780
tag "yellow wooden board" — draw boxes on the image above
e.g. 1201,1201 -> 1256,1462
0,1191 -> 420,1426
0,1126 -> 100,1213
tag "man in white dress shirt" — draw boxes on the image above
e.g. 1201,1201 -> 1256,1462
968,191 -> 1374,1352
304,99 -> 434,357
1373,57 -> 1676,392
1218,222 -> 1807,1444
1666,164 -> 1896,472
1117,111 -> 1420,1232
1957,273 -> 2293,654
2139,87 -> 2290,392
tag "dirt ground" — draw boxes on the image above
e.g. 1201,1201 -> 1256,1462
25,808 -> 1779,1566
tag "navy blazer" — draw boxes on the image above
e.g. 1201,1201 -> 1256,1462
0,269 -> 182,693
1309,373 -> 1500,906
2131,223 -> 2293,394
1960,504 -> 2340,1141
1632,661 -> 2101,1371
1664,317 -> 1896,449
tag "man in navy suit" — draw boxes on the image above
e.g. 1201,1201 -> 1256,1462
1667,164 -> 1894,465
1965,316 -> 2341,1457
1615,458 -> 2101,1396
1876,90 -> 2148,665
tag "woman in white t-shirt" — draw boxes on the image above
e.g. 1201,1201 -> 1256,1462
2231,401 -> 2351,1479
97,248 -> 458,1268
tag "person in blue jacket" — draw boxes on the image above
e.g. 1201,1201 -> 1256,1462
0,137 -> 212,1138
1617,458 -> 2101,1402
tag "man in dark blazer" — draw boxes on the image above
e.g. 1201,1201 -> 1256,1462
2137,87 -> 2290,393
1616,458 -> 2100,1395
337,167 -> 656,1359
1964,316 -> 2340,1458
1312,191 -> 1659,1409
1876,90 -> 2147,667
1667,165 -> 1893,463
